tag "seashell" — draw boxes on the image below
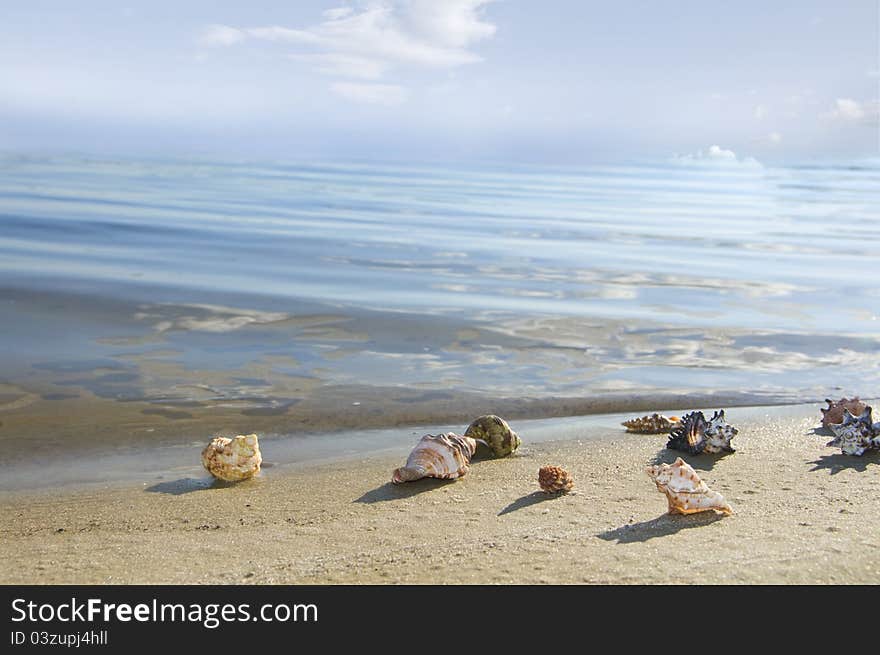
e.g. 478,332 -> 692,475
538,465 -> 574,493
827,407 -> 877,456
201,433 -> 262,481
666,410 -> 737,455
621,413 -> 681,434
464,414 -> 521,457
666,412 -> 709,454
820,397 -> 868,429
646,457 -> 733,516
704,410 -> 738,453
392,432 -> 477,484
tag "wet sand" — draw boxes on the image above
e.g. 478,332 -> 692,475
1,402 -> 878,584
0,378 -> 786,471
4,282 -> 874,469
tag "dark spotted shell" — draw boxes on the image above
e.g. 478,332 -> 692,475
667,410 -> 737,455
704,409 -> 738,453
827,407 -> 878,456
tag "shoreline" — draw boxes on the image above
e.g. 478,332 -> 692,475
2,401 -> 879,584
0,399 -> 822,492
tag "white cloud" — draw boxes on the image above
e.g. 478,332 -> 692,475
400,1 -> 497,49
753,104 -> 766,120
198,24 -> 246,47
831,98 -> 865,120
672,145 -> 761,167
289,53 -> 388,80
823,98 -> 879,124
330,82 -> 408,105
198,2 -> 497,103
705,145 -> 737,160
768,131 -> 782,144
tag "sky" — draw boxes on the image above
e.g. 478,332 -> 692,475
0,0 -> 878,163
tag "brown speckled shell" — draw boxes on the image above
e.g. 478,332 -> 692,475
538,465 -> 574,493
622,413 -> 681,434
821,398 -> 868,429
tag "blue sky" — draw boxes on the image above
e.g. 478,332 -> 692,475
1,1 -> 877,163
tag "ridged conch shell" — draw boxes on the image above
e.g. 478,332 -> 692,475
201,433 -> 262,481
667,410 -> 737,454
821,397 -> 868,429
538,465 -> 574,493
621,413 -> 680,434
646,457 -> 733,516
827,407 -> 878,456
392,433 -> 477,484
464,414 -> 521,457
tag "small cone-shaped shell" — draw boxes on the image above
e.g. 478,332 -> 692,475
392,433 -> 477,484
538,465 -> 574,493
465,415 -> 521,457
201,433 -> 262,481
821,398 -> 868,429
622,413 -> 680,434
646,457 -> 733,516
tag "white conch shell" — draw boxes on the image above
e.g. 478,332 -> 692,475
646,457 -> 733,516
392,433 -> 477,484
201,433 -> 262,481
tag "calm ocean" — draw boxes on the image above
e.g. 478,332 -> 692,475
1,153 -> 879,439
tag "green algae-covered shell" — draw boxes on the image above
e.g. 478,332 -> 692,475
464,415 -> 521,457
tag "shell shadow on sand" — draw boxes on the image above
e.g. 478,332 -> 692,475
598,512 -> 726,544
497,490 -> 566,516
648,448 -> 733,472
354,478 -> 459,504
145,477 -> 243,495
808,451 -> 880,475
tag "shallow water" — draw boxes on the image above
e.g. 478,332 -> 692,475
0,153 -> 878,453
0,402 -> 829,492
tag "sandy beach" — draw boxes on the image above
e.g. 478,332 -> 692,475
1,402 -> 878,584
3,1 -> 878,595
